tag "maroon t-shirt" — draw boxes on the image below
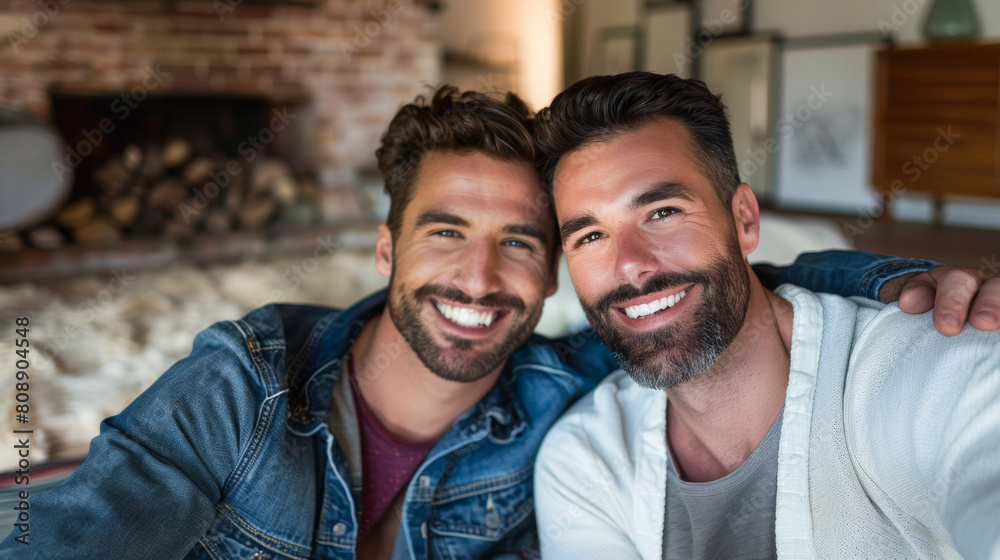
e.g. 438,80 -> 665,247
347,355 -> 437,543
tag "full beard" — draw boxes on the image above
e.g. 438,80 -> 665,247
387,281 -> 541,383
580,236 -> 750,390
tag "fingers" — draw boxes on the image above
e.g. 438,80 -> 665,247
969,276 -> 1000,332
930,268 -> 988,337
896,271 -> 936,314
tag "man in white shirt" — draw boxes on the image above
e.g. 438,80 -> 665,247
531,72 -> 1000,559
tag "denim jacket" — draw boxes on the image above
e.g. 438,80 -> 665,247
0,250 -> 937,559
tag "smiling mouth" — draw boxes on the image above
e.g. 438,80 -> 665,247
433,300 -> 504,328
617,288 -> 690,320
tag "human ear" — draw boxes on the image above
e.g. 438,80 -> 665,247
374,223 -> 393,278
545,250 -> 562,298
731,183 -> 760,257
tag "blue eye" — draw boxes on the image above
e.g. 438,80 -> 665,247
503,239 -> 534,251
434,230 -> 461,238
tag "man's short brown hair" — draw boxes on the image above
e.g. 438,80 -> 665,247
376,85 -> 536,241
533,72 -> 741,207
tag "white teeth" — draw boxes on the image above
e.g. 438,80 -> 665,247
434,301 -> 498,328
622,289 -> 689,320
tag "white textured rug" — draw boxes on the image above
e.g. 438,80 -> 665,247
0,250 -> 387,472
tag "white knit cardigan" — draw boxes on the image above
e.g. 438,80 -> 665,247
535,285 -> 1000,559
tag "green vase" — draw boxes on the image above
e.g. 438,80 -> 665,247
923,0 -> 980,40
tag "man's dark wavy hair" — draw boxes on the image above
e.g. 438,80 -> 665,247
533,72 -> 741,207
376,85 -> 536,241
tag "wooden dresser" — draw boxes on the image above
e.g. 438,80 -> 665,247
872,43 -> 1000,222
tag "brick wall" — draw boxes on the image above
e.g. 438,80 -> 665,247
0,0 -> 441,217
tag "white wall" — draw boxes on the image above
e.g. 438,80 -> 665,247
438,0 -> 562,111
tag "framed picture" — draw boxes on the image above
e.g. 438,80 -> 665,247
591,26 -> 642,75
698,0 -> 751,37
700,35 -> 778,199
641,3 -> 692,77
774,33 -> 890,212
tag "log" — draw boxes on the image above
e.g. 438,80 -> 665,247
238,196 -> 278,230
183,157 -> 216,187
147,179 -> 188,210
162,139 -> 191,169
122,144 -> 143,172
224,178 -> 245,213
109,196 -> 141,226
271,175 -> 298,204
28,226 -> 64,250
251,158 -> 291,195
0,231 -> 24,252
140,146 -> 164,180
74,217 -> 121,249
205,210 -> 233,235
93,158 -> 131,195
54,198 -> 96,229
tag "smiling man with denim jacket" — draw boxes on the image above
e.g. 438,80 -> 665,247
1,85 -> 992,560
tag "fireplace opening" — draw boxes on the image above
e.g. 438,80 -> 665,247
42,92 -> 319,249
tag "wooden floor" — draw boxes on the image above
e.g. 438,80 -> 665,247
768,208 -> 1000,274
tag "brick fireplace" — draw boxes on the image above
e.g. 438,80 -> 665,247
0,0 -> 441,279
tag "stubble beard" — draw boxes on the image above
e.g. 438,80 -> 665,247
387,276 -> 541,383
579,236 -> 750,390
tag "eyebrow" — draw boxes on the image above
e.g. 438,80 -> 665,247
415,210 -> 550,245
559,214 -> 598,243
414,211 -> 469,229
503,224 -> 549,245
629,182 -> 694,211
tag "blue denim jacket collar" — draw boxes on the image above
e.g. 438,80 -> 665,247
285,289 -> 528,447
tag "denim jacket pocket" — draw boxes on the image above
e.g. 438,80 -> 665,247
426,466 -> 535,554
187,505 -> 313,560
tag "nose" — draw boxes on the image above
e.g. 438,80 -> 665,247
452,239 -> 502,300
614,233 -> 658,286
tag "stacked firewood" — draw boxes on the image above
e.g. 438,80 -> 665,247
23,139 -> 319,250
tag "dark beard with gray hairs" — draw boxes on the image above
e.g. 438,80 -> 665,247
579,238 -> 750,390
387,280 -> 539,383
